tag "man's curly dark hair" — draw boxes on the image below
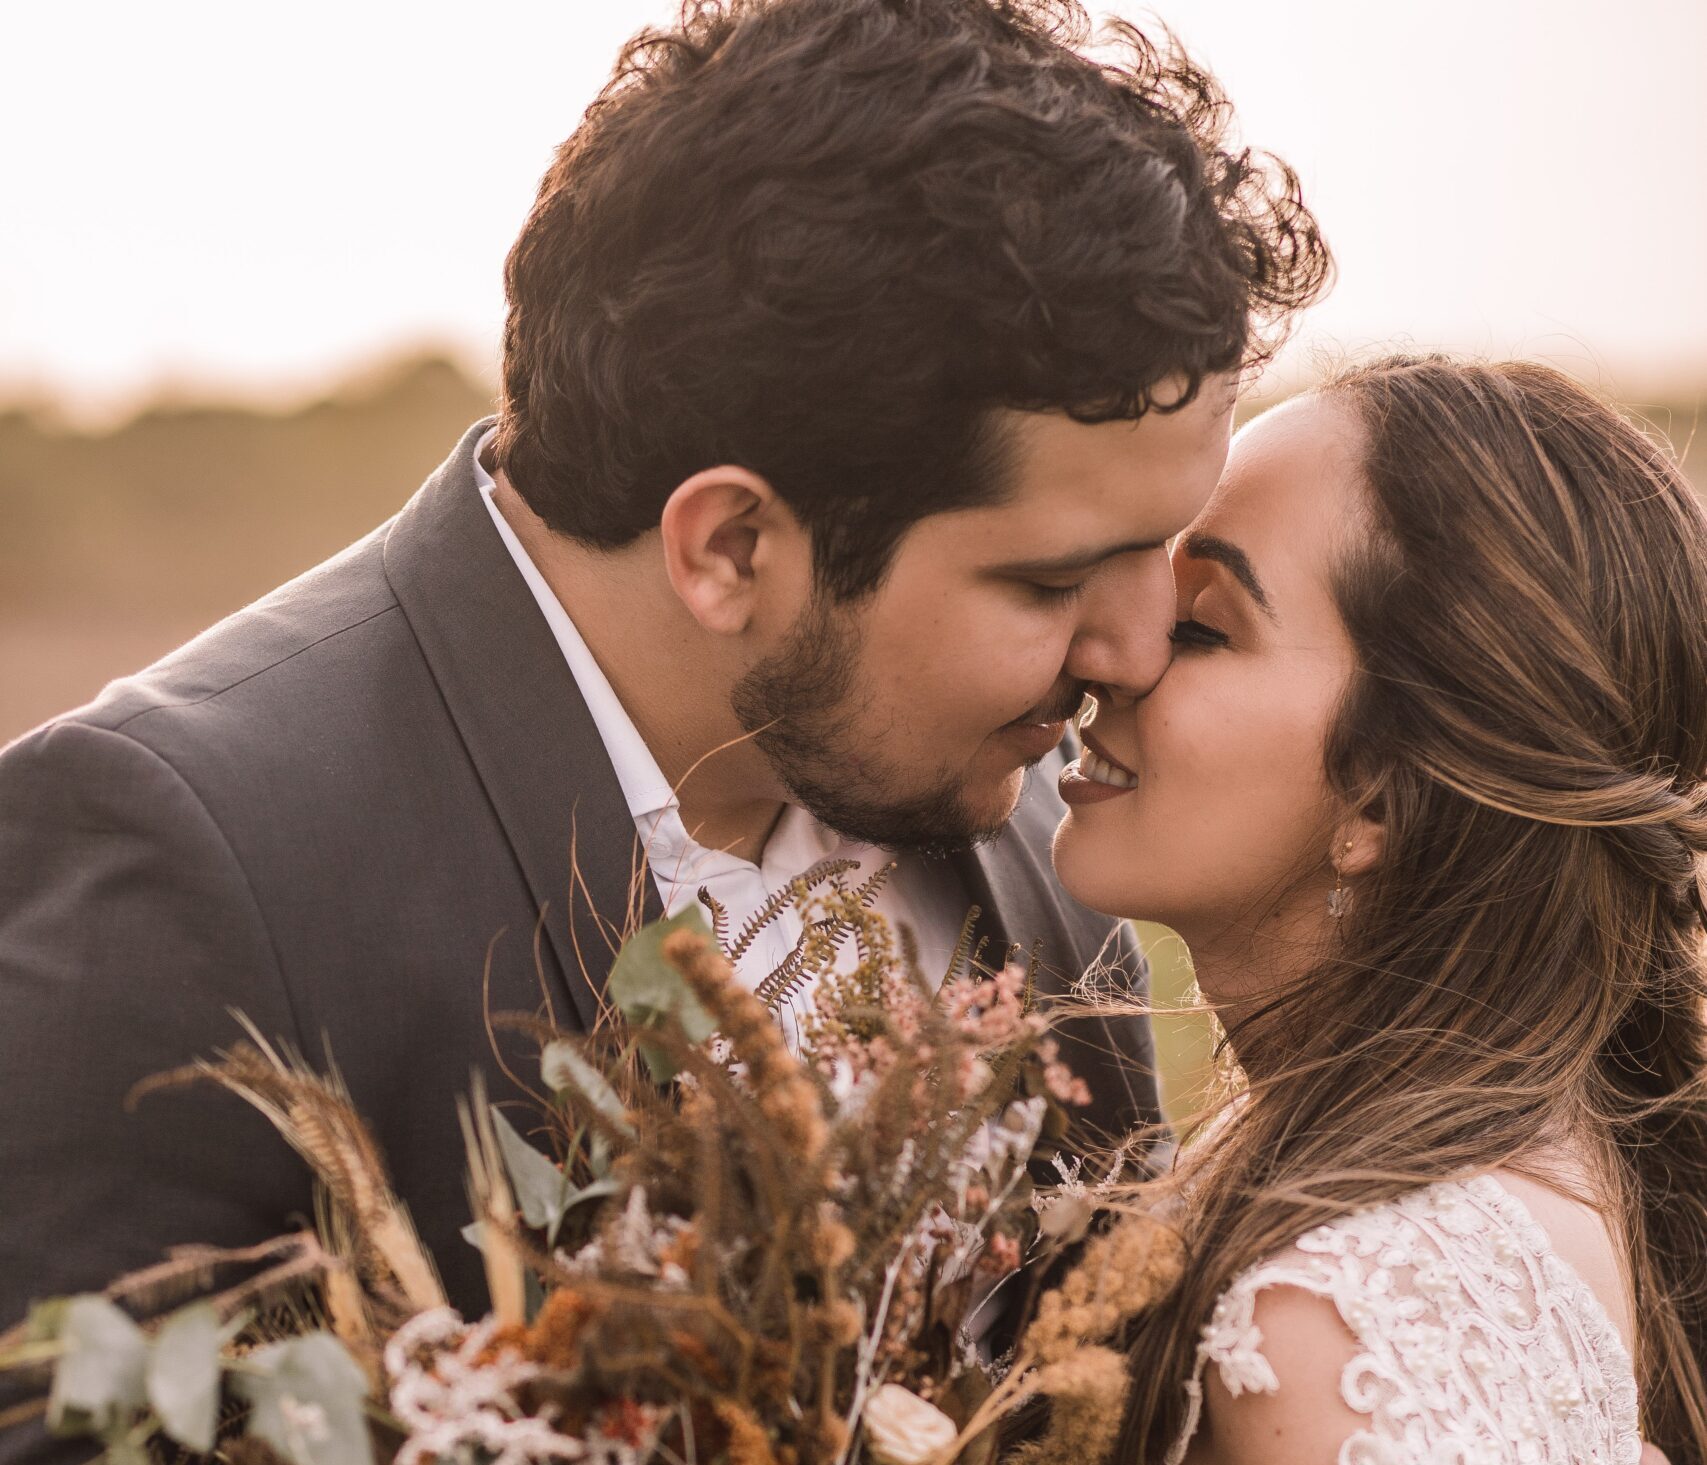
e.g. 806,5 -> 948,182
495,0 -> 1331,600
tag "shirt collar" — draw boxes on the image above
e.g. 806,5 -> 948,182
471,427 -> 680,820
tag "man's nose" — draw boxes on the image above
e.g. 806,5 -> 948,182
1062,553 -> 1175,700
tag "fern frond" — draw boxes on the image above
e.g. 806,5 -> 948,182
753,945 -> 808,1015
942,905 -> 982,985
897,921 -> 923,984
698,887 -> 732,953
853,862 -> 894,909
728,858 -> 858,961
753,915 -> 846,1013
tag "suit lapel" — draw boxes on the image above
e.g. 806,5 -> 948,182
950,818 -> 1064,990
382,419 -> 656,1033
947,735 -> 1092,988
950,767 -> 1149,1144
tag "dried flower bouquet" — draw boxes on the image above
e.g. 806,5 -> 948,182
0,866 -> 1183,1465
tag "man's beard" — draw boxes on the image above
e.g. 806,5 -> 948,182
730,600 -> 1018,857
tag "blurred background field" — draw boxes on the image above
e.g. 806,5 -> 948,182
5,353 -> 1699,751
0,353 -> 1699,1123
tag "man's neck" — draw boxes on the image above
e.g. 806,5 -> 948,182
490,474 -> 787,861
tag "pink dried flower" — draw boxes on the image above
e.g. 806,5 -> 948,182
979,1232 -> 1022,1277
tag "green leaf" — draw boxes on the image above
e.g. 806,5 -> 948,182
606,908 -> 718,1079
471,1117 -> 622,1251
145,1303 -> 223,1452
234,1334 -> 373,1465
46,1297 -> 148,1439
608,908 -> 717,1039
490,1105 -> 573,1232
562,1177 -> 622,1219
541,1040 -> 635,1138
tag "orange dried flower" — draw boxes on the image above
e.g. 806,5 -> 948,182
597,1399 -> 652,1448
713,1399 -> 781,1465
471,1321 -> 529,1367
522,1287 -> 603,1368
666,1327 -> 731,1388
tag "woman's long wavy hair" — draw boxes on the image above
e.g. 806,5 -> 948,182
1118,357 -> 1707,1461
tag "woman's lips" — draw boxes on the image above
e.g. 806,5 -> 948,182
1059,727 -> 1140,805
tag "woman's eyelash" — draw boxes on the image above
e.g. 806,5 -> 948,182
1028,580 -> 1088,604
1169,617 -> 1229,648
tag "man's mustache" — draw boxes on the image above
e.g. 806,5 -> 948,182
1011,682 -> 1090,726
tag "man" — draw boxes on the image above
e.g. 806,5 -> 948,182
0,1 -> 1326,1451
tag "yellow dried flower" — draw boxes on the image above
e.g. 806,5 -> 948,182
1028,1213 -> 1184,1366
1032,1343 -> 1129,1402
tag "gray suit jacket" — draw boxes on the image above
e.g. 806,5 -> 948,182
0,421 -> 1158,1456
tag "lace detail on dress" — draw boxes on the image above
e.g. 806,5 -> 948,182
1167,1175 -> 1640,1465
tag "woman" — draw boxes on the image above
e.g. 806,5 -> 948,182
1051,356 -> 1707,1463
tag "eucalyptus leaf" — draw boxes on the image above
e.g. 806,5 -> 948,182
561,1177 -> 623,1220
46,1297 -> 148,1439
607,908 -> 717,1040
481,1108 -> 624,1246
490,1106 -> 573,1232
145,1302 -> 222,1452
540,1040 -> 635,1138
234,1333 -> 373,1465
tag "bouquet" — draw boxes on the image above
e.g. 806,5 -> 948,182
0,864 -> 1182,1465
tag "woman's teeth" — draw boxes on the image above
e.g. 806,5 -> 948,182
1079,748 -> 1137,789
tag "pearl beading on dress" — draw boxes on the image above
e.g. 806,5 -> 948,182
1168,1174 -> 1641,1465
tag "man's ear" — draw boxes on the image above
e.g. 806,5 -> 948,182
1331,802 -> 1385,881
658,466 -> 801,636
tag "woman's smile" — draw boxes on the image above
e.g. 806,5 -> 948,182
1059,716 -> 1142,804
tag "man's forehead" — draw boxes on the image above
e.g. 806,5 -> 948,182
994,391 -> 1232,513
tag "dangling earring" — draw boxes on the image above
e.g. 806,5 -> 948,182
1327,840 -> 1353,920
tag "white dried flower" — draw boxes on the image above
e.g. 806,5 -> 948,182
827,1058 -> 879,1118
1035,1190 -> 1096,1244
861,1383 -> 958,1465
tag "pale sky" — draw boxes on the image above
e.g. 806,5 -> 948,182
3,0 -> 1703,418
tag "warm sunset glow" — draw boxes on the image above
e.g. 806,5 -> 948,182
3,0 -> 1703,415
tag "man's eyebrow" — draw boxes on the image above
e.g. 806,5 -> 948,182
1182,531 -> 1277,620
989,539 -> 1168,577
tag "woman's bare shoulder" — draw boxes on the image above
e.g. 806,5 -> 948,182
1186,1281 -> 1367,1465
1488,1165 -> 1635,1353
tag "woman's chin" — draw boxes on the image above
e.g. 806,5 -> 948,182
1051,816 -> 1150,920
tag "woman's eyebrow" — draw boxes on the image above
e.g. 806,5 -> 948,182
1182,531 -> 1278,620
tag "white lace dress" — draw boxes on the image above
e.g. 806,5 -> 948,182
1167,1174 -> 1641,1464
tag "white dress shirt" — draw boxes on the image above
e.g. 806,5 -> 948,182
472,430 -> 967,1034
